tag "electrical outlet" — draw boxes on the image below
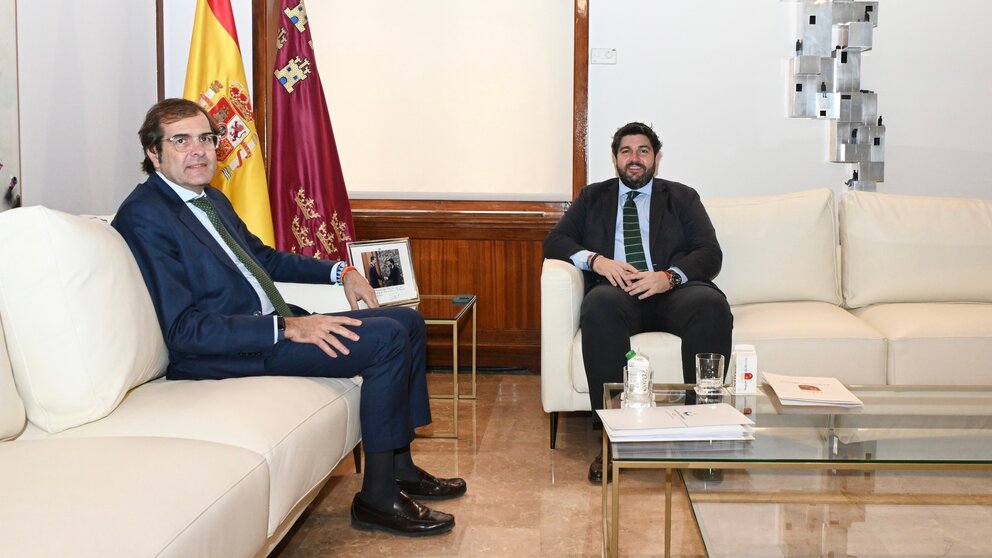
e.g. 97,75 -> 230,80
590,48 -> 617,65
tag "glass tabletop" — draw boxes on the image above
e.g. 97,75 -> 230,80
416,294 -> 476,322
604,383 -> 992,465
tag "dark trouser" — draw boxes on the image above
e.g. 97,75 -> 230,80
579,282 -> 733,411
264,306 -> 430,453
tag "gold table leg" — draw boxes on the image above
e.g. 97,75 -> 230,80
665,468 -> 673,558
611,456 -> 620,557
601,431 -> 608,557
419,321 -> 459,439
466,302 -> 476,399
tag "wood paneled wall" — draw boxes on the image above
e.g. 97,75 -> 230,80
352,200 -> 564,371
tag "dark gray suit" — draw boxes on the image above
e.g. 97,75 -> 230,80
544,177 -> 733,409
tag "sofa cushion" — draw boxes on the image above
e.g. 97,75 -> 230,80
18,375 -> 362,536
840,191 -> 992,308
0,315 -> 25,441
0,207 -> 168,433
732,301 -> 887,385
851,303 -> 992,385
704,189 -> 841,306
0,436 -> 268,558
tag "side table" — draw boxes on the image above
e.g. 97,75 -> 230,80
417,294 -> 477,438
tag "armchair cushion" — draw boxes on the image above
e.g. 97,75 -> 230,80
569,330 -> 683,397
540,259 -> 683,412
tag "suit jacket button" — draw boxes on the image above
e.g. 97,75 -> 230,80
253,310 -> 262,316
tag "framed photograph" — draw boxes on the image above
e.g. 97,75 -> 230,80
346,237 -> 420,306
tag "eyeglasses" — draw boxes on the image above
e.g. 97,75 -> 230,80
165,133 -> 222,152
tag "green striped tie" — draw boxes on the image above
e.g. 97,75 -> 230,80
623,191 -> 649,272
189,196 -> 294,317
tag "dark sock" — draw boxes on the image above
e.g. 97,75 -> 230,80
359,450 -> 399,512
393,444 -> 419,482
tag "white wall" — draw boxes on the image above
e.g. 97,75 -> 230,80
0,0 -> 19,211
588,0 -> 992,200
14,0 -> 992,214
162,0 -> 253,98
17,0 -> 157,214
309,0 -> 574,201
14,0 -> 252,215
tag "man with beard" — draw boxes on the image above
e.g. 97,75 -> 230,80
544,122 -> 732,482
385,258 -> 404,287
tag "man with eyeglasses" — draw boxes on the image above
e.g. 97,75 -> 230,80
544,122 -> 733,483
113,98 -> 464,537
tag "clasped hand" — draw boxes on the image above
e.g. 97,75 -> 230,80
591,256 -> 671,299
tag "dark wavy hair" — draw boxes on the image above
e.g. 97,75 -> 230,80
610,122 -> 662,156
138,98 -> 219,174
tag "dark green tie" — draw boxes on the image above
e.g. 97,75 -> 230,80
189,196 -> 293,317
623,191 -> 649,272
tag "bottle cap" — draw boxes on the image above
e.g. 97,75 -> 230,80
625,350 -> 637,360
734,344 -> 755,351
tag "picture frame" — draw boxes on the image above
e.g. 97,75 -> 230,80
346,237 -> 420,306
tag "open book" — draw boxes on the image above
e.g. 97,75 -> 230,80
596,403 -> 754,442
763,373 -> 864,407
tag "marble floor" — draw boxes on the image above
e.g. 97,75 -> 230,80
271,374 -> 992,557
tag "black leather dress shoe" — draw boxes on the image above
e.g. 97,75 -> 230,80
588,451 -> 612,483
351,491 -> 455,537
396,466 -> 467,500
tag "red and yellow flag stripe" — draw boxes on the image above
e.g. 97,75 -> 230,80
184,0 -> 275,246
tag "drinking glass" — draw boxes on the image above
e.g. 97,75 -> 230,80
695,353 -> 725,395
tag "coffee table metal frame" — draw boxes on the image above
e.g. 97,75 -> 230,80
417,294 -> 477,439
601,383 -> 992,558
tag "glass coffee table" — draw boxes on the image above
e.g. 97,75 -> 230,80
601,383 -> 992,557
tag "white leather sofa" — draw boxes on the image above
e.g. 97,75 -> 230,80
0,207 -> 361,557
542,189 -> 992,447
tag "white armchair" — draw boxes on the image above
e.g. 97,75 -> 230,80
540,259 -> 683,448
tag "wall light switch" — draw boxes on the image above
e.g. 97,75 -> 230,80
590,48 -> 617,65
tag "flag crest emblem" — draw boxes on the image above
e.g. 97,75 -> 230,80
193,80 -> 260,180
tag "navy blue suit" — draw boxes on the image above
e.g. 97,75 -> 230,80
113,174 -> 430,452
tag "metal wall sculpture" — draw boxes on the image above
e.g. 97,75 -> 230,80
785,0 -> 884,191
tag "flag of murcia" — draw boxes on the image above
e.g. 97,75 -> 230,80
268,0 -> 355,259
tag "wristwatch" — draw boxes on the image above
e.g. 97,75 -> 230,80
277,316 -> 286,342
667,269 -> 682,289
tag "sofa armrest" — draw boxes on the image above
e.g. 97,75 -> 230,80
275,282 -> 351,315
540,259 -> 585,412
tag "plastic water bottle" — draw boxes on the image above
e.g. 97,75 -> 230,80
624,349 -> 654,408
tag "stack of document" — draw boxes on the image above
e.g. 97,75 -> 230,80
763,373 -> 864,407
596,403 -> 755,442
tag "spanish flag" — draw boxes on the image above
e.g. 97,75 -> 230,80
183,0 -> 275,246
